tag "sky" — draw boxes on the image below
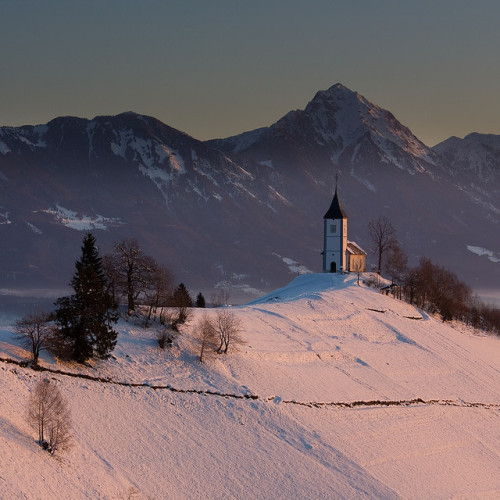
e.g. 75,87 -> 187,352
1,0 -> 499,146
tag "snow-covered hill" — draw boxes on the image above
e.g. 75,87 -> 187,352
1,274 -> 499,499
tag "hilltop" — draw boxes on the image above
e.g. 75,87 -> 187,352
0,274 -> 499,498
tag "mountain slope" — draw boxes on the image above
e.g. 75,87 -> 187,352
1,86 -> 500,297
0,113 -> 309,296
211,83 -> 438,175
433,132 -> 500,183
0,274 -> 499,498
210,84 -> 500,292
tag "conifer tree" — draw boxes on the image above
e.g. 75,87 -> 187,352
195,292 -> 206,308
171,283 -> 193,307
54,233 -> 118,363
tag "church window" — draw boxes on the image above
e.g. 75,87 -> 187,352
330,224 -> 337,234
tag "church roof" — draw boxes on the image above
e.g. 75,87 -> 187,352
347,241 -> 366,255
323,186 -> 347,219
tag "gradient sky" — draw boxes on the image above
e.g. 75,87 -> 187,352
1,0 -> 499,146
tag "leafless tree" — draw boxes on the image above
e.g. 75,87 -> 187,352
211,285 -> 230,307
143,264 -> 174,325
105,238 -> 159,313
368,216 -> 396,274
27,379 -> 72,454
194,315 -> 218,362
351,259 -> 364,286
213,309 -> 244,354
384,239 -> 408,284
14,310 -> 54,368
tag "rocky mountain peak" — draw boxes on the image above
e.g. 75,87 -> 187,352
213,84 -> 438,174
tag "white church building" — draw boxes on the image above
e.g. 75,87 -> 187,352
322,185 -> 366,273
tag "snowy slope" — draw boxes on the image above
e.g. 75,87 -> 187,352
433,132 -> 500,182
0,274 -> 499,499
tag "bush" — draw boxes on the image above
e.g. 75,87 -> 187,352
155,325 -> 176,349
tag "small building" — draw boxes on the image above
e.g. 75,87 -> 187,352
346,241 -> 367,272
322,183 -> 366,273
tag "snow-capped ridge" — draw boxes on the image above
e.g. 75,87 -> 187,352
213,83 -> 439,175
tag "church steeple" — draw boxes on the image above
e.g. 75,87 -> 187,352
322,178 -> 348,273
323,184 -> 347,220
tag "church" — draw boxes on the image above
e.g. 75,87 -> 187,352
322,184 -> 366,273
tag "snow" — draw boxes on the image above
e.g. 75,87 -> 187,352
467,245 -> 500,263
219,127 -> 267,154
273,253 -> 313,275
40,205 -> 122,231
0,211 -> 12,224
267,185 -> 292,207
0,140 -> 10,154
26,221 -> 42,234
303,84 -> 437,174
0,273 -> 499,499
259,160 -> 273,168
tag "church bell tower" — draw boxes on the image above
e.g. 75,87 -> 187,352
322,182 -> 348,273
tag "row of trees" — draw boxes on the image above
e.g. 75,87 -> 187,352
368,216 -> 500,333
15,234 -> 210,365
16,233 -> 238,366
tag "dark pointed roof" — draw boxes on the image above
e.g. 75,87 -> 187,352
323,186 -> 347,219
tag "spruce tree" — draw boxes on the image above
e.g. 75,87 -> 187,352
54,233 -> 118,363
171,283 -> 193,307
195,292 -> 206,308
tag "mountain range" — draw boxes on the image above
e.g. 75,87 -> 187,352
1,84 -> 499,300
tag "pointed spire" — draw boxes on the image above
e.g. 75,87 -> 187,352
323,177 -> 347,219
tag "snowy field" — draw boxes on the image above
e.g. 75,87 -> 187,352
0,273 -> 499,499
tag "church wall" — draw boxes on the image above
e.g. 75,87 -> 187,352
348,254 -> 366,272
323,218 -> 348,272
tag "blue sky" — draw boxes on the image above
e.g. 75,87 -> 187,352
1,0 -> 499,145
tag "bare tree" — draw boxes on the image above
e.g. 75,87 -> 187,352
351,259 -> 364,286
194,315 -> 218,362
213,309 -> 244,354
210,288 -> 230,308
160,306 -> 192,332
144,264 -> 174,325
27,379 -> 72,454
368,216 -> 396,274
14,310 -> 54,368
384,239 -> 408,284
105,238 -> 159,313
